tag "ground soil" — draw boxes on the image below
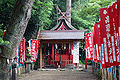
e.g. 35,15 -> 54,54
18,66 -> 97,80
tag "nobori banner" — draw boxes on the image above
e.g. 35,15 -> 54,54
19,38 -> 26,64
94,22 -> 101,62
107,3 -> 120,67
31,40 -> 39,62
85,33 -> 90,60
110,3 -> 120,66
100,7 -> 113,68
85,32 -> 94,60
100,4 -> 120,68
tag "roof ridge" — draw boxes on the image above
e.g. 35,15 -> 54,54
50,19 -> 77,30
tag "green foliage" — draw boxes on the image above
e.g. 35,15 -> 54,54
24,0 -> 54,40
79,60 -> 91,65
0,1 -> 13,45
0,1 -> 15,30
71,0 -> 116,33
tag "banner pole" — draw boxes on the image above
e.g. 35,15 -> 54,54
85,53 -> 87,72
110,67 -> 113,80
100,64 -> 102,79
104,68 -> 107,80
107,68 -> 111,80
113,66 -> 117,80
92,61 -> 94,74
119,65 -> 120,80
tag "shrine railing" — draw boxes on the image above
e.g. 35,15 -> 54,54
50,60 -> 73,65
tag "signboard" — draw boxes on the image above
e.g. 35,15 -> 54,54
73,41 -> 79,63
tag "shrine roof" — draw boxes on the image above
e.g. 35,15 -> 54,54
50,19 -> 77,30
37,30 -> 88,40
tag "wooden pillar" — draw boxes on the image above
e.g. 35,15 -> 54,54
85,54 -> 87,70
43,44 -> 46,67
40,42 -> 42,69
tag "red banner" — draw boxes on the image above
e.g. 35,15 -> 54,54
85,32 -> 94,60
100,5 -> 120,68
100,8 -> 111,68
94,22 -> 101,62
93,24 -> 97,62
31,40 -> 39,62
85,33 -> 90,60
112,3 -> 120,65
117,0 -> 120,66
89,32 -> 94,60
108,6 -> 116,67
85,1 -> 120,68
19,38 -> 26,64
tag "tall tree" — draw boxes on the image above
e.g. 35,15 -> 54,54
66,0 -> 71,24
0,0 -> 34,80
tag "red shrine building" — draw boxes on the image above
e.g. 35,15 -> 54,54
37,18 -> 87,68
37,0 -> 87,68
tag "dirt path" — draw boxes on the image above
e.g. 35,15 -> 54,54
18,69 -> 97,80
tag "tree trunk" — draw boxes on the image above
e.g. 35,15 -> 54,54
0,0 -> 34,80
66,0 -> 71,24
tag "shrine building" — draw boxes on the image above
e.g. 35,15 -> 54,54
37,0 -> 87,69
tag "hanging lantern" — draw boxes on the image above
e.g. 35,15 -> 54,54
64,44 -> 66,49
55,44 -> 58,49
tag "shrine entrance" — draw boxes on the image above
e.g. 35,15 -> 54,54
42,42 -> 73,68
40,40 -> 80,69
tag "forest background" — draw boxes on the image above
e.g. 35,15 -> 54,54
0,0 -> 116,44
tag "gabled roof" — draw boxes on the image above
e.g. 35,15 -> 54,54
38,30 -> 87,40
37,19 -> 88,41
51,19 -> 77,30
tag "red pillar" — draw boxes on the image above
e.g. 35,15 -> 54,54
52,44 -> 54,60
52,44 -> 54,64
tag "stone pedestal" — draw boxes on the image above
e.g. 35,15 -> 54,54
25,56 -> 32,73
25,61 -> 32,73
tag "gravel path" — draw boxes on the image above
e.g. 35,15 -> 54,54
18,69 -> 97,80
